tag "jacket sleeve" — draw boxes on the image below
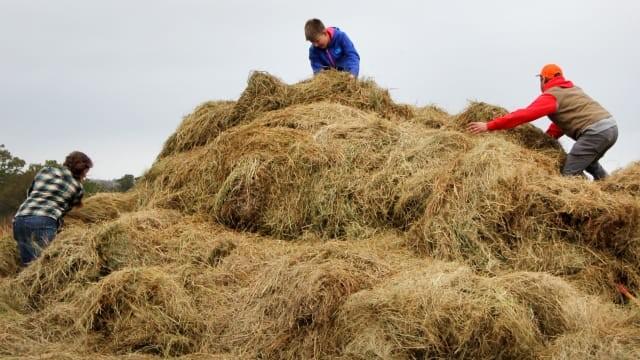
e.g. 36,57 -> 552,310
338,33 -> 360,77
486,93 -> 558,131
309,48 -> 324,74
545,122 -> 564,139
72,187 -> 84,207
63,187 -> 84,215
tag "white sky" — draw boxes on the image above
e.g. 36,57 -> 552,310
1,0 -> 638,179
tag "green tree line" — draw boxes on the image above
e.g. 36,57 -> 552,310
0,144 -> 135,219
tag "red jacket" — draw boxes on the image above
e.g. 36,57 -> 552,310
486,76 -> 574,138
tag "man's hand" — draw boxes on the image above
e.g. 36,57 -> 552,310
467,122 -> 489,134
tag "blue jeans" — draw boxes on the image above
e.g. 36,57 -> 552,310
13,215 -> 58,266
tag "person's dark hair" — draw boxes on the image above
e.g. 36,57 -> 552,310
63,151 -> 93,180
305,18 -> 326,41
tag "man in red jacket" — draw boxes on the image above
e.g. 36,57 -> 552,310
467,64 -> 618,180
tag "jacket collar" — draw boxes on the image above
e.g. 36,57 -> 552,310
543,76 -> 574,91
326,27 -> 336,46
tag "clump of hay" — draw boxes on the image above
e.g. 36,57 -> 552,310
5,209 -> 185,310
542,297 -> 640,359
288,71 -> 414,120
157,71 -> 413,159
408,136 -> 637,257
144,103 -> 398,237
334,263 -> 637,359
144,102 -> 476,238
66,192 -> 140,225
453,101 -> 508,127
522,177 -> 638,253
410,104 -> 451,129
8,225 -> 102,310
254,100 -> 373,131
224,71 -> 295,127
225,242 -> 393,358
454,101 -> 566,160
91,209 -> 184,274
601,161 -> 640,198
159,100 -> 235,158
74,266 -> 204,356
500,239 -> 640,301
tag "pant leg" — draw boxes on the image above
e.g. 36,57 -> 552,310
585,161 -> 608,180
562,126 -> 618,179
13,216 -> 58,266
585,126 -> 618,180
13,217 -> 39,266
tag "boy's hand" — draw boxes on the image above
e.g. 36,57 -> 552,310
349,74 -> 355,80
467,122 -> 489,134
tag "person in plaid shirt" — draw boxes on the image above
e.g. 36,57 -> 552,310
13,151 -> 93,266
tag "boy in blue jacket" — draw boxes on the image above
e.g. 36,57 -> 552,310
305,18 -> 360,78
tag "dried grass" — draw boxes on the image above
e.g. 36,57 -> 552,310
602,161 -> 640,198
1,72 -> 639,359
0,223 -> 18,277
335,264 -> 640,359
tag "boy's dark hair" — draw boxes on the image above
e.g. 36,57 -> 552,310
63,151 -> 93,180
305,18 -> 326,41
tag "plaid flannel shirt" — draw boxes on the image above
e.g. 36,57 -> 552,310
15,166 -> 84,222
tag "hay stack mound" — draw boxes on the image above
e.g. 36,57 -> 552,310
1,71 -> 639,359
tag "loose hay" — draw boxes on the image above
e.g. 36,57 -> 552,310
455,101 -> 566,161
158,71 -> 413,159
602,161 -> 640,198
0,234 -> 18,278
159,101 -> 235,158
66,191 -> 140,225
410,104 -> 451,129
74,266 -> 203,356
225,242 -> 394,358
334,264 -> 624,359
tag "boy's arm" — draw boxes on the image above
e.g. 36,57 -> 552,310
338,33 -> 360,77
309,48 -> 324,74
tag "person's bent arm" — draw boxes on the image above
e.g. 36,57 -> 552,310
486,93 -> 558,131
339,34 -> 360,77
309,49 -> 324,74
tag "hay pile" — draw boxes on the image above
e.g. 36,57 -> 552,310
603,161 -> 640,198
158,71 -> 413,159
1,71 -> 640,359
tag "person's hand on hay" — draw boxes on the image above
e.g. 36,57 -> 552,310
467,122 -> 489,134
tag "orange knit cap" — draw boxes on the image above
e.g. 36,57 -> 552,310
539,64 -> 563,81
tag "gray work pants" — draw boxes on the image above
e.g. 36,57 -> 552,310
562,125 -> 618,180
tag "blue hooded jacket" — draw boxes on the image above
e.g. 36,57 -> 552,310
308,27 -> 360,77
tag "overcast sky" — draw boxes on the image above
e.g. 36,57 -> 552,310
1,0 -> 638,179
